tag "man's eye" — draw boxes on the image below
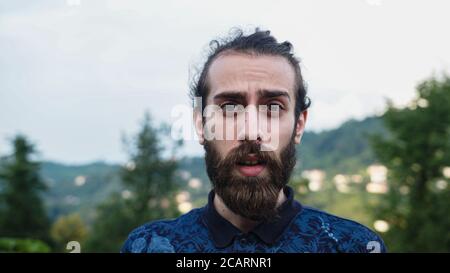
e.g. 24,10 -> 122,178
220,102 -> 238,111
268,103 -> 283,111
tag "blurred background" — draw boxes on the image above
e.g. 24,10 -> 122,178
0,0 -> 449,252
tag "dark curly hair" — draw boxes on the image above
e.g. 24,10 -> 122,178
190,27 -> 311,120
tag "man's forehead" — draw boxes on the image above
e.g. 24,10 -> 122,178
207,52 -> 296,100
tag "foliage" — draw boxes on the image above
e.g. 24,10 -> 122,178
0,135 -> 50,243
0,238 -> 51,253
85,113 -> 181,252
50,213 -> 88,252
370,74 -> 450,252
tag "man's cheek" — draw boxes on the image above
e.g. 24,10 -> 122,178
220,144 -> 233,161
203,105 -> 226,141
260,114 -> 281,152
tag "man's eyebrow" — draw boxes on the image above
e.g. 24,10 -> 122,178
213,91 -> 247,101
257,89 -> 291,101
212,89 -> 291,102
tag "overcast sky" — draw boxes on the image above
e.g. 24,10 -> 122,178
1,0 -> 449,164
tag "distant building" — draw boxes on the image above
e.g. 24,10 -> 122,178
188,178 -> 202,189
177,170 -> 192,180
366,164 -> 388,194
350,174 -> 363,184
176,191 -> 192,213
443,167 -> 450,178
333,174 -> 350,193
302,169 -> 326,192
74,175 -> 86,186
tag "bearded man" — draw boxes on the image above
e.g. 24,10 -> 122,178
121,28 -> 386,253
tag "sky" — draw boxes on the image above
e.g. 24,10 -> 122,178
1,0 -> 449,164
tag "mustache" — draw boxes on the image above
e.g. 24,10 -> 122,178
216,141 -> 281,169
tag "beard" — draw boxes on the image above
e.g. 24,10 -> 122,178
204,136 -> 297,222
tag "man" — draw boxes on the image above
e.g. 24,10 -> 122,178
121,28 -> 387,253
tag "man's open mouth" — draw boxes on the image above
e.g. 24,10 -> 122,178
236,154 -> 267,176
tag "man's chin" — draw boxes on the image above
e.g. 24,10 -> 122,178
218,181 -> 281,222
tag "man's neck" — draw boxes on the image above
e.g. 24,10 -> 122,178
213,189 -> 287,233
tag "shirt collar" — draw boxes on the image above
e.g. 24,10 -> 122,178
201,186 -> 303,248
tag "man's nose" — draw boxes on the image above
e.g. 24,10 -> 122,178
236,105 -> 265,143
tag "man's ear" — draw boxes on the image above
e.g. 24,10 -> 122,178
194,108 -> 205,145
294,110 -> 308,144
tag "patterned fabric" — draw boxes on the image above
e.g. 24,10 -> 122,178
121,186 -> 387,253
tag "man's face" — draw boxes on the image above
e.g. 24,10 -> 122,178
195,52 -> 308,221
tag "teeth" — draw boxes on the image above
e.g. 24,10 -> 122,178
243,160 -> 258,165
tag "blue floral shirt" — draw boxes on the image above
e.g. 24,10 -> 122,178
121,186 -> 387,253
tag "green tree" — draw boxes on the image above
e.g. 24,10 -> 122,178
0,135 -> 50,242
85,113 -> 181,252
371,74 -> 450,252
0,238 -> 51,253
50,213 -> 88,252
